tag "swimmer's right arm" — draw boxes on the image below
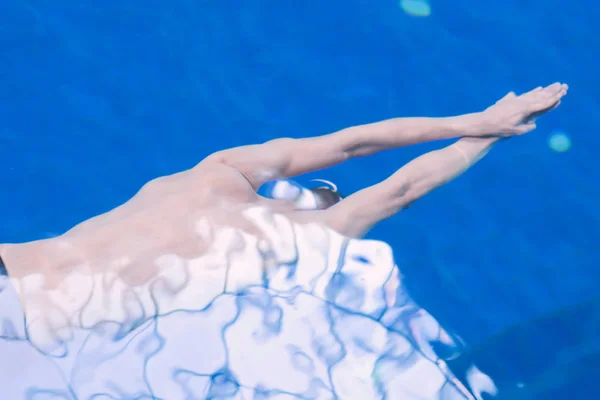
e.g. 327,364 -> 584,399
320,137 -> 501,238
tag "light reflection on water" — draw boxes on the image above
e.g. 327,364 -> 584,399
0,205 -> 496,399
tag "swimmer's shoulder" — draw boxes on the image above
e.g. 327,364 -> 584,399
190,159 -> 259,201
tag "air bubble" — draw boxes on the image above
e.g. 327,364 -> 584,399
400,0 -> 432,17
548,131 -> 571,152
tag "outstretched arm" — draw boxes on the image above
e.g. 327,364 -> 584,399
320,136 -> 500,238
199,113 -> 489,189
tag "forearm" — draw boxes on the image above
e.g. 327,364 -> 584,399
340,113 -> 491,157
324,136 -> 500,238
203,112 -> 494,188
382,136 -> 501,209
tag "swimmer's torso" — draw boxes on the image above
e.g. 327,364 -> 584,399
2,166 -> 349,354
3,164 -> 309,286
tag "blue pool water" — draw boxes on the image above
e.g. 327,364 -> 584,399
1,0 -> 599,398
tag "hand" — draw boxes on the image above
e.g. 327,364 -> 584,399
481,82 -> 568,137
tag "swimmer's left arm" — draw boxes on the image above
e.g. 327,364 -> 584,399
316,137 -> 502,238
199,114 -> 491,190
200,136 -> 350,190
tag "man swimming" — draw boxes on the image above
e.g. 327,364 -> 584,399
0,83 -> 567,285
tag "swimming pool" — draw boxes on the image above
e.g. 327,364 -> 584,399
1,0 -> 599,398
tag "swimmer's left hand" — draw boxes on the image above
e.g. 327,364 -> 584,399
481,82 -> 568,137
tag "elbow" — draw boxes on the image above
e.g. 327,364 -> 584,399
387,191 -> 418,214
394,182 -> 433,210
394,168 -> 448,209
373,180 -> 416,218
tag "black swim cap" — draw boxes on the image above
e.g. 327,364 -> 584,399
309,179 -> 344,209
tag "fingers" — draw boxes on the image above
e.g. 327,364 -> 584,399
534,82 -> 568,109
517,83 -> 567,121
523,82 -> 563,99
529,86 -> 543,94
493,91 -> 516,106
498,82 -> 566,136
515,122 -> 537,135
549,99 -> 562,111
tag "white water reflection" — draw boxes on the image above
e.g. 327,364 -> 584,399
0,200 -> 497,399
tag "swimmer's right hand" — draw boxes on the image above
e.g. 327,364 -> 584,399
481,82 -> 568,137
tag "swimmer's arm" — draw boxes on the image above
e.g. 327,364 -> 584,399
200,136 -> 351,189
201,113 -> 492,189
319,137 -> 501,238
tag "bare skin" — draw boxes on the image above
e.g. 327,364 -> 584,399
0,83 -> 568,288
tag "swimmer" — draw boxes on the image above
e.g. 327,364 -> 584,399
0,83 -> 567,284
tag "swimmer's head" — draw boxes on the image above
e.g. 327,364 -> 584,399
261,178 -> 344,211
309,179 -> 344,210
